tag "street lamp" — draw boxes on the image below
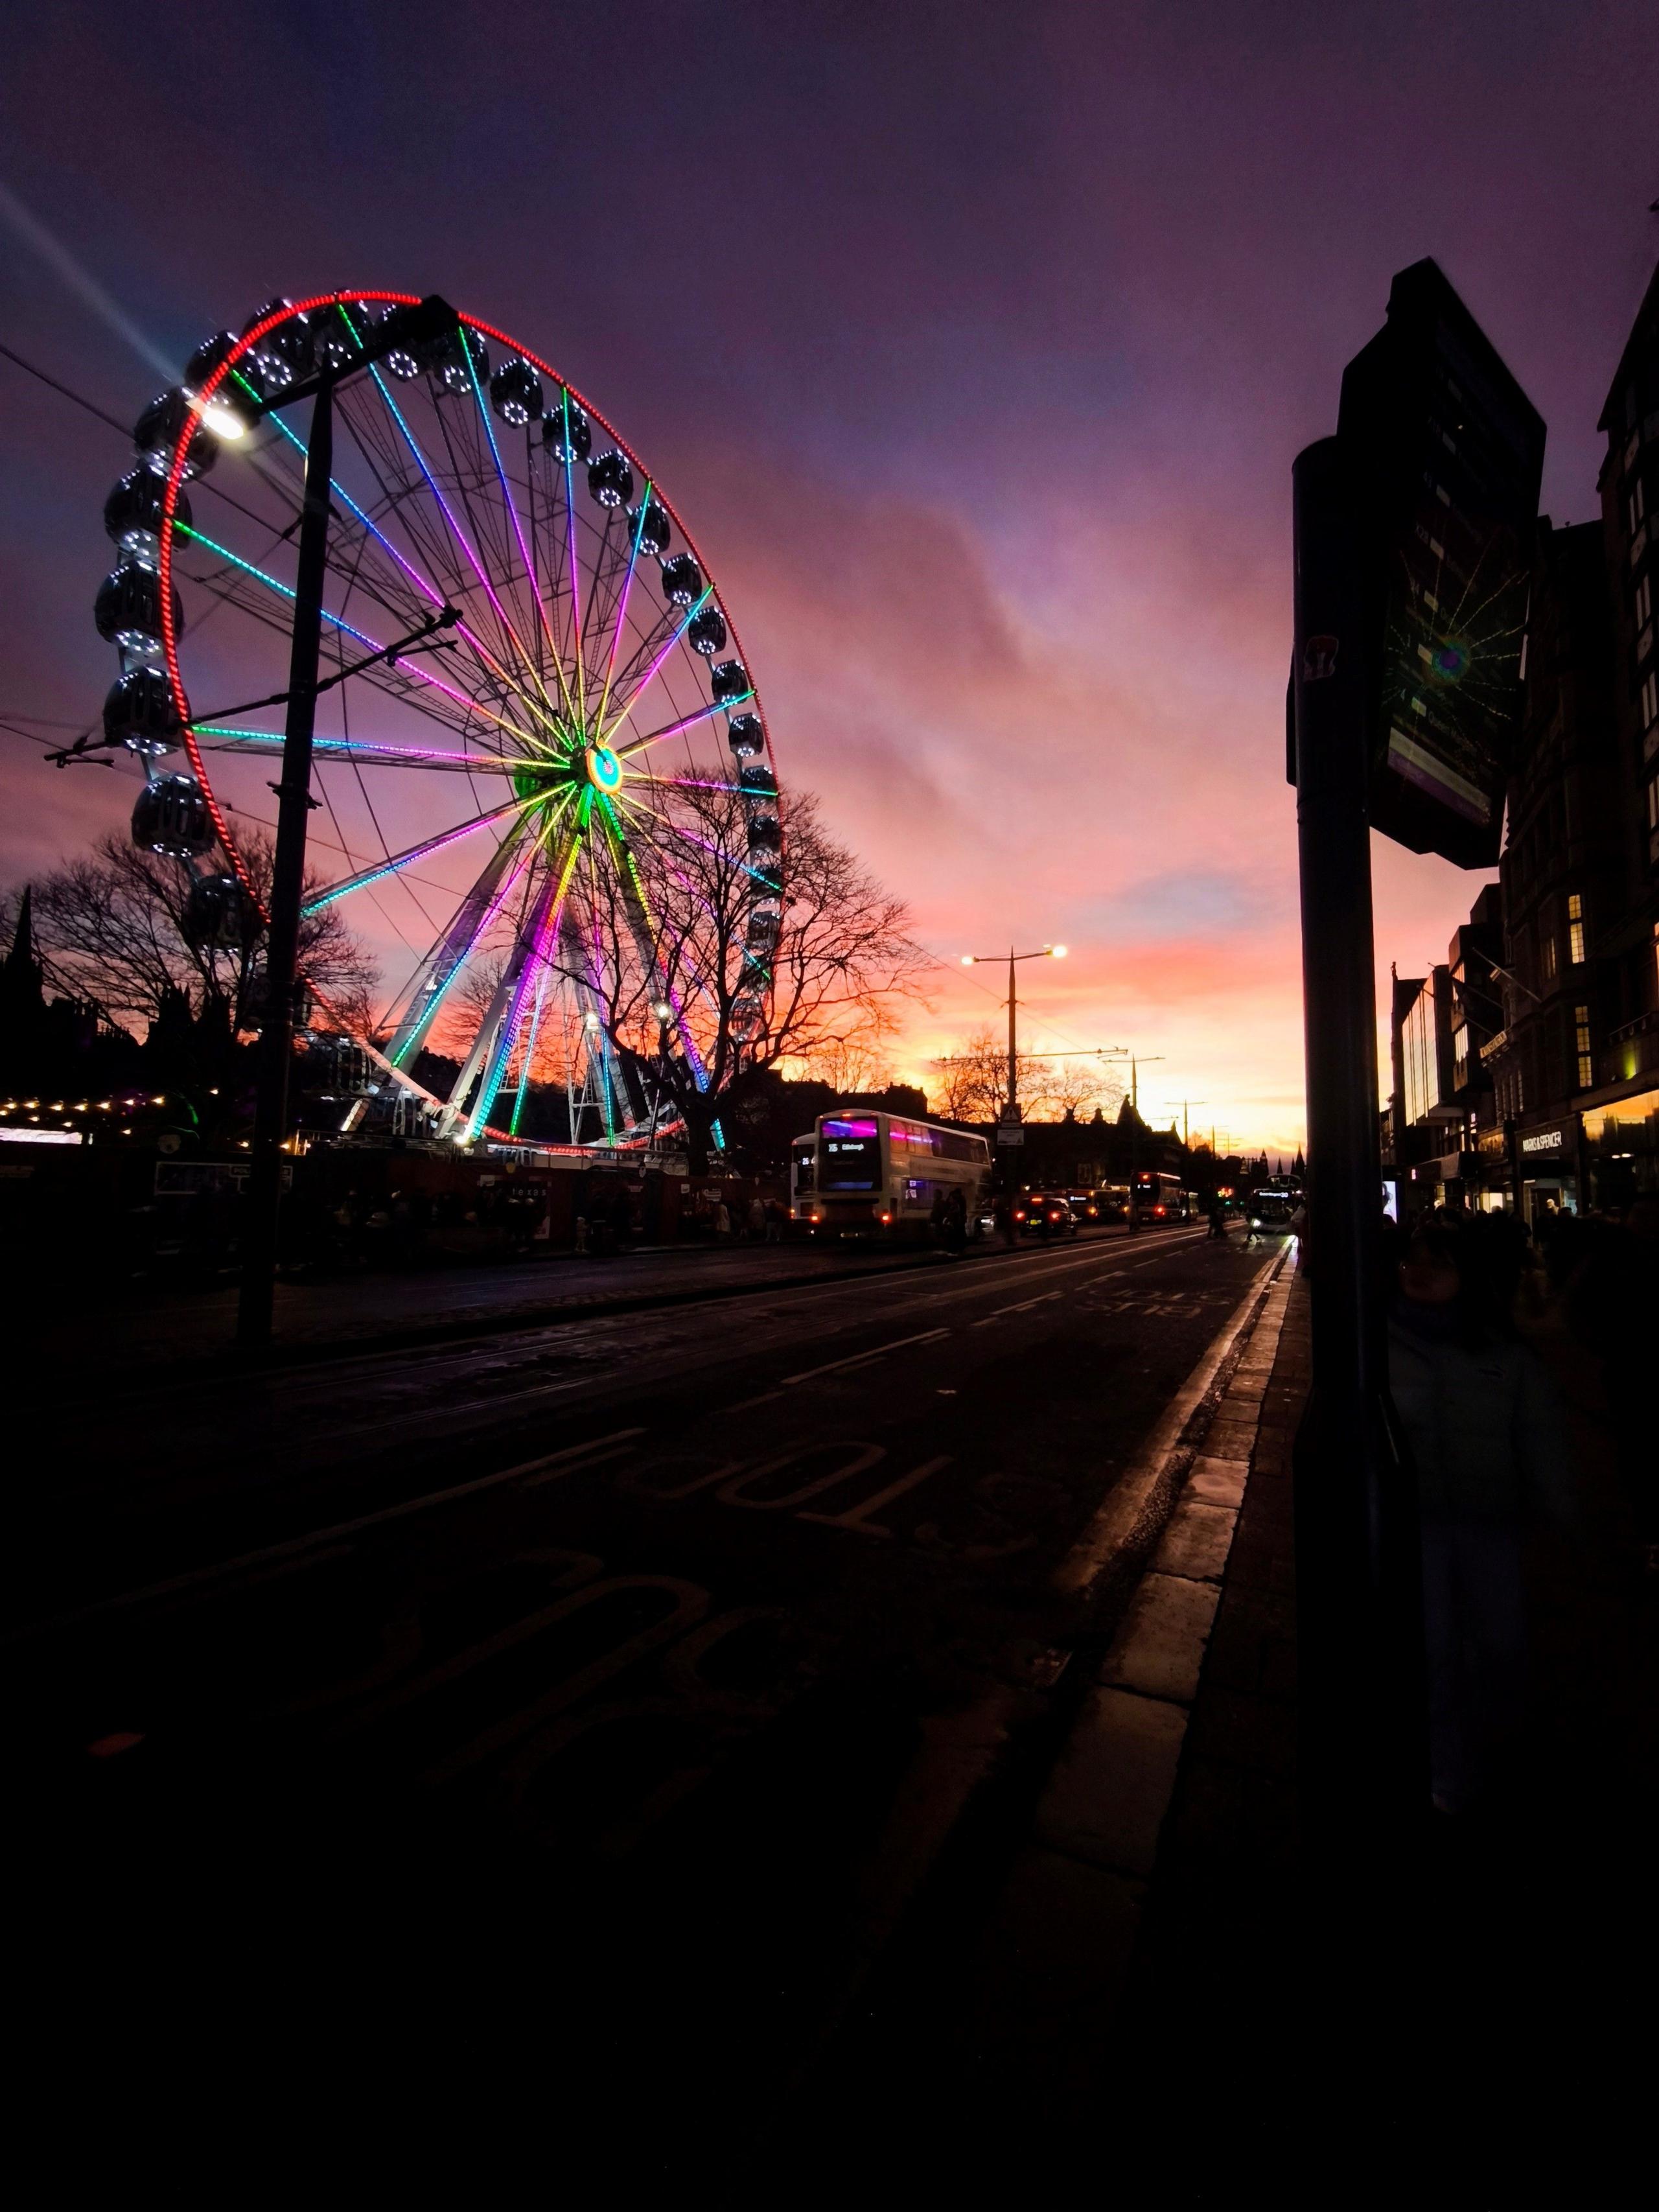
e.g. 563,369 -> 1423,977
645,1000 -> 673,1155
959,944 -> 1071,1122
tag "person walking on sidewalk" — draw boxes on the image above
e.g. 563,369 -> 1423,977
1388,1218 -> 1575,1814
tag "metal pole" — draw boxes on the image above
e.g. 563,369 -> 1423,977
1290,437 -> 1423,1836
1006,948 -> 1017,1114
237,379 -> 334,1349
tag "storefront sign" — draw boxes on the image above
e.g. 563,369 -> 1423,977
1520,1128 -> 1564,1156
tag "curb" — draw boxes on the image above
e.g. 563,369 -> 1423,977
957,1248 -> 1298,2064
1033,1251 -> 1294,1876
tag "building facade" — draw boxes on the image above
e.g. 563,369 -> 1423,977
1386,261 -> 1659,1221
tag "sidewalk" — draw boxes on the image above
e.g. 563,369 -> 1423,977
936,1254 -> 1655,2185
952,1250 -> 1301,2122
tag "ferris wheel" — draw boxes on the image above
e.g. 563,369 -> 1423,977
91,290 -> 782,1148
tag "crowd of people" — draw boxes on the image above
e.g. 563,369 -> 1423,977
1377,1192 -> 1658,1815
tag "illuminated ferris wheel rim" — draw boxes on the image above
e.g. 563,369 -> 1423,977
115,286 -> 783,1146
153,290 -> 778,907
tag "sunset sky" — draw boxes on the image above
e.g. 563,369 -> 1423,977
3,2 -> 1657,1153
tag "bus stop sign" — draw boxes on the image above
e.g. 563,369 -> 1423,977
1334,259 -> 1545,868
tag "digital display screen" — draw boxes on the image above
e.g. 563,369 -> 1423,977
821,1117 -> 880,1191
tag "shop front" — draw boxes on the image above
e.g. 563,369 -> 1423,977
1581,1084 -> 1659,1211
1515,1115 -> 1580,1223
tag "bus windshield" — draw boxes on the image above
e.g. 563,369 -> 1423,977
820,1117 -> 881,1190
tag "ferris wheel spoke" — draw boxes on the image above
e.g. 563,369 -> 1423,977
364,362 -> 558,736
426,391 -> 551,714
612,695 -> 737,762
591,484 -> 655,736
459,342 -> 577,727
259,386 -> 469,646
625,797 -> 782,893
191,728 -> 511,773
171,516 -> 535,750
301,797 -> 535,914
598,588 -> 724,746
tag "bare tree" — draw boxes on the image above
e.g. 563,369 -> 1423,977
796,1022 -> 893,1098
931,1027 -> 1054,1122
577,785 -> 927,1172
930,1029 -> 1125,1123
30,829 -> 378,1040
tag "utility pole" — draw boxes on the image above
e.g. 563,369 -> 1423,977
230,294 -> 459,1352
960,940 -> 1067,1171
1124,1052 -> 1163,1231
237,377 -> 334,1350
1163,1100 -> 1207,1150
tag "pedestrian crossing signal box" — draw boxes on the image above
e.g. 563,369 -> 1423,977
1325,259 -> 1546,869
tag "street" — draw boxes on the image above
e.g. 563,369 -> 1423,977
9,1221 -> 1283,2176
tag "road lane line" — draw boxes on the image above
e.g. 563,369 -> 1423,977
971,1290 -> 1063,1326
5,1427 -> 649,1646
776,1327 -> 951,1388
1054,1252 -> 1286,1600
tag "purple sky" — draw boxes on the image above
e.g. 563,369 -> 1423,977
3,1 -> 1656,1149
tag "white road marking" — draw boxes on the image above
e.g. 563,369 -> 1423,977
799,1455 -> 954,1539
777,1327 -> 951,1388
6,1427 -> 649,1645
1054,1251 -> 1287,1599
971,1289 -> 1063,1325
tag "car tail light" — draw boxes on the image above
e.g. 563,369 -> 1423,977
1154,1205 -> 1165,1216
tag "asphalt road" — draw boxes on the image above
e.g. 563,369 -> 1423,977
10,1222 -> 1284,2177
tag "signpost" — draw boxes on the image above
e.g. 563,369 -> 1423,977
1290,259 -> 1544,1838
1338,259 -> 1546,868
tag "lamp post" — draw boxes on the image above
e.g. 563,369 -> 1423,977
645,999 -> 673,1156
958,942 -> 1067,1128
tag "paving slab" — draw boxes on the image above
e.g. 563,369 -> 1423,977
1032,1686 -> 1189,1878
1201,1417 -> 1258,1461
1152,1498 -> 1238,1583
1100,1572 -> 1221,1703
1187,1456 -> 1248,1504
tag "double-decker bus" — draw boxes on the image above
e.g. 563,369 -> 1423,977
789,1131 -> 818,1223
1131,1170 -> 1191,1221
811,1111 -> 992,1239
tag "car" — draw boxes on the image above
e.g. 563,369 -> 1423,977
1012,1191 -> 1078,1239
